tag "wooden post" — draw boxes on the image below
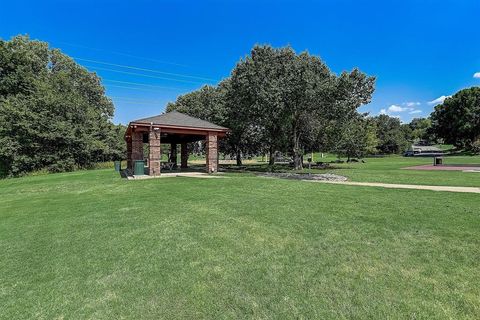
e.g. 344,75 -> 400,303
206,132 -> 218,173
149,129 -> 161,176
181,142 -> 188,169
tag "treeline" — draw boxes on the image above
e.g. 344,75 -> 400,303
168,45 -> 480,162
0,35 -> 125,177
168,45 -> 376,168
165,46 -> 421,163
2,36 -> 477,177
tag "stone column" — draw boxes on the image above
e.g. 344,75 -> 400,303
206,132 -> 218,173
131,131 -> 144,167
126,137 -> 132,170
181,142 -> 188,169
149,129 -> 161,176
170,143 -> 178,169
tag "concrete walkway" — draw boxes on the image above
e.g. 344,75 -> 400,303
306,180 -> 480,194
127,172 -> 225,180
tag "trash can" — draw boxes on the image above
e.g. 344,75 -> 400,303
114,161 -> 121,172
134,160 -> 145,175
434,157 -> 443,166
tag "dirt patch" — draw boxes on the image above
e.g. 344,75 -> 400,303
260,172 -> 348,181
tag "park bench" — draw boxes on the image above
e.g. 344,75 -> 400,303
161,162 -> 176,170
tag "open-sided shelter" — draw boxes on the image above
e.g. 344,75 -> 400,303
124,111 -> 228,175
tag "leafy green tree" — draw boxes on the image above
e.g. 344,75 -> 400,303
408,118 -> 433,143
0,35 -> 117,176
165,84 -> 227,125
228,46 -> 291,166
166,81 -> 265,165
401,123 -> 413,143
333,114 -> 379,160
373,114 -> 409,154
107,124 -> 128,161
334,116 -> 369,161
430,87 -> 480,150
222,80 -> 267,165
229,45 -> 375,169
166,45 -> 375,169
364,117 -> 380,154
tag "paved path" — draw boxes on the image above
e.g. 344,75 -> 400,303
306,180 -> 480,194
403,164 -> 480,171
127,172 -> 226,180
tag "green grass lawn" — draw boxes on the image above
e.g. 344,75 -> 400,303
1,169 -> 479,319
182,149 -> 480,187
322,155 -> 480,187
234,154 -> 480,187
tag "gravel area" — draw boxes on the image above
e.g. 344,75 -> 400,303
260,172 -> 348,181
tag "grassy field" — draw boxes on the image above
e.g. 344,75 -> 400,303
322,155 -> 480,187
219,154 -> 480,187
190,151 -> 480,187
1,166 -> 479,319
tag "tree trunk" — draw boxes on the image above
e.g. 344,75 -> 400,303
268,145 -> 275,166
235,149 -> 242,166
292,127 -> 303,170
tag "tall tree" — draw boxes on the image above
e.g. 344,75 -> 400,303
0,35 -> 117,176
229,46 -> 292,166
165,84 -> 227,125
166,81 -> 265,165
334,115 -> 368,161
408,117 -> 433,143
373,114 -> 409,154
430,87 -> 480,150
229,45 -> 375,169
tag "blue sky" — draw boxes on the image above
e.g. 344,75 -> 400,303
1,0 -> 479,124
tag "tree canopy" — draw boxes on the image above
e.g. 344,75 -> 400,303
168,45 -> 376,168
0,35 -> 122,176
408,118 -> 433,143
430,87 -> 480,151
372,114 -> 410,154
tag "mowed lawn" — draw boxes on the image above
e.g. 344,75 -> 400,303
323,155 -> 480,187
1,169 -> 480,319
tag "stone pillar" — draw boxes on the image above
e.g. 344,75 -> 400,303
126,137 -> 132,170
170,143 -> 178,169
206,132 -> 218,173
131,131 -> 143,168
149,129 -> 161,176
181,142 -> 188,169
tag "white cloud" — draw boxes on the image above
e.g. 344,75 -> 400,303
380,101 -> 423,119
404,101 -> 420,107
428,95 -> 450,105
388,104 -> 409,113
474,72 -> 480,79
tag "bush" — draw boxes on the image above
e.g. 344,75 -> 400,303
471,139 -> 480,154
47,159 -> 76,173
0,161 -> 6,178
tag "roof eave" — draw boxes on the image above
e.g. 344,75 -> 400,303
129,121 -> 229,132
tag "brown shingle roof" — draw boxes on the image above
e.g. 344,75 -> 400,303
132,110 -> 227,130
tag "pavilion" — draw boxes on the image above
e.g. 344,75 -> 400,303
124,111 -> 229,176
